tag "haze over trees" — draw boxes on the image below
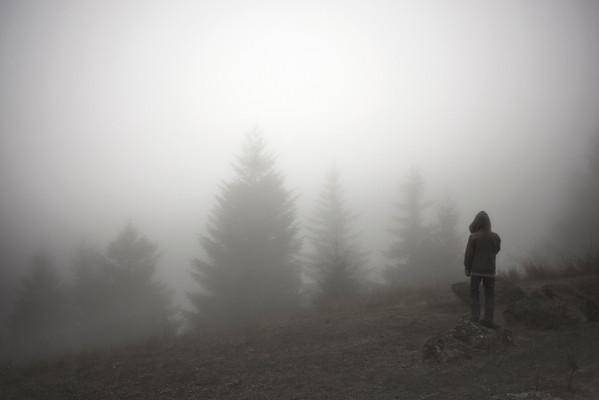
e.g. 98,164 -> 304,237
8,253 -> 69,360
555,133 -> 599,258
2,224 -> 175,361
385,171 -> 463,286
1,130 -> 598,362
72,224 -> 175,348
385,170 -> 430,285
0,235 -> 14,347
1,5 -> 599,395
187,133 -> 302,329
426,201 -> 463,284
306,170 -> 367,304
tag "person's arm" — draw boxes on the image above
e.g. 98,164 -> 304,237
464,235 -> 475,276
494,233 -> 501,254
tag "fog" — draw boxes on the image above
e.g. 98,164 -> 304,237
1,0 -> 599,319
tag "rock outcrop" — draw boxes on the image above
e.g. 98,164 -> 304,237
422,316 -> 513,363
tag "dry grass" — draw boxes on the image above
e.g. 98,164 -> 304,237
500,252 -> 599,283
2,285 -> 599,400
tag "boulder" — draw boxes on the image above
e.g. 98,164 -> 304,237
422,317 -> 513,363
422,334 -> 471,363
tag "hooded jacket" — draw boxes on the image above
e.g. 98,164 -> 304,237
464,211 -> 501,277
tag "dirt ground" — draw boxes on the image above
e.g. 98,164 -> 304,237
1,288 -> 598,400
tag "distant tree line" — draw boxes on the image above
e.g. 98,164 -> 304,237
1,224 -> 175,361
0,132 -> 469,360
185,132 -> 463,329
3,130 -> 596,361
384,169 -> 462,286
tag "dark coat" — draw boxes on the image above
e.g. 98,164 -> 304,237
464,211 -> 501,277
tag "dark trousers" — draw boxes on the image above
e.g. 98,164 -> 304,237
470,275 -> 495,322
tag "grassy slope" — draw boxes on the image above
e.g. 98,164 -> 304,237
1,285 -> 598,400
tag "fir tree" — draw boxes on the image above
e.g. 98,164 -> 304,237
188,132 -> 301,328
307,170 -> 366,303
71,244 -> 114,346
556,133 -> 599,257
385,169 -> 430,285
427,200 -> 463,283
73,224 -> 174,347
8,253 -> 70,359
105,223 -> 174,337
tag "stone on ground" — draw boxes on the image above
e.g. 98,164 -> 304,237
422,316 -> 513,363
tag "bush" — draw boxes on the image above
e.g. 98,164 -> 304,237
501,252 -> 599,284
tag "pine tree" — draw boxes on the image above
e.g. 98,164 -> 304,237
427,200 -> 463,283
188,133 -> 301,328
556,133 -> 599,257
0,231 -> 13,350
8,253 -> 70,359
0,216 -> 20,355
105,223 -> 174,338
71,244 -> 115,346
306,170 -> 366,303
385,169 -> 430,285
73,224 -> 174,347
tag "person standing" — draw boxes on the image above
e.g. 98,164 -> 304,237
464,211 -> 501,329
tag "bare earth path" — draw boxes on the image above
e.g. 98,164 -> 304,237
1,292 -> 598,399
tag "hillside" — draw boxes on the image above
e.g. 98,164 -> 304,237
1,279 -> 599,400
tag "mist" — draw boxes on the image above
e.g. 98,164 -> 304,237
1,0 -> 599,361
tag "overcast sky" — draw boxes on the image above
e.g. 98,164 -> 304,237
1,0 -> 598,302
